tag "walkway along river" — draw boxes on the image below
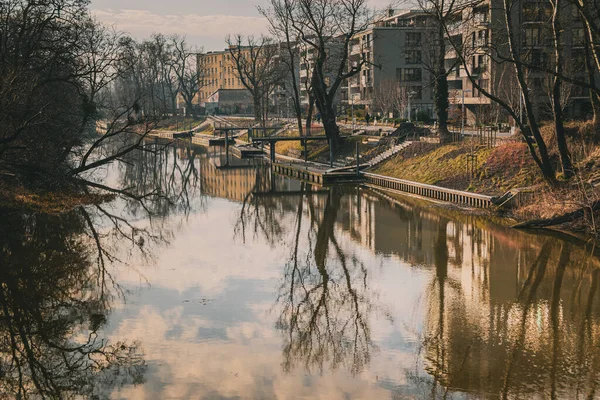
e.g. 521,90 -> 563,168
2,140 -> 600,399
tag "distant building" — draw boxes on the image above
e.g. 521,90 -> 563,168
445,0 -> 595,124
198,49 -> 250,108
343,10 -> 435,119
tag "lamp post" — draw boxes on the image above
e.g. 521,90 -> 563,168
407,91 -> 416,123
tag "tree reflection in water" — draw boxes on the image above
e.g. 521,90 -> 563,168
237,181 -> 391,376
0,141 -> 205,398
417,217 -> 600,399
0,208 -> 146,398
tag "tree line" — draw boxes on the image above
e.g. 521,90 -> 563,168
0,0 -> 200,193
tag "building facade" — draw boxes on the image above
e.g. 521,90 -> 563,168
343,10 -> 436,120
198,49 -> 248,107
445,0 -> 594,125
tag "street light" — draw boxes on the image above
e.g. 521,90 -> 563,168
407,91 -> 417,123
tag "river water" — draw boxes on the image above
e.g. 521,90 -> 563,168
2,142 -> 600,399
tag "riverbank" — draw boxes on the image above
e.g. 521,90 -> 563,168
0,181 -> 113,214
371,129 -> 600,236
373,140 -> 543,196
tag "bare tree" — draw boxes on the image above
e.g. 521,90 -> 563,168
571,0 -> 600,134
439,0 -> 558,183
372,78 -> 410,119
415,0 -> 462,143
280,0 -> 373,149
226,35 -> 284,125
260,0 -> 305,135
549,0 -> 575,178
172,36 -> 205,119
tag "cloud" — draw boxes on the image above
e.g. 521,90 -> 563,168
107,301 -> 409,400
92,9 -> 270,50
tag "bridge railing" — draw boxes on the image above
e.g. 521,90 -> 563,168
363,172 -> 494,209
248,126 -> 287,140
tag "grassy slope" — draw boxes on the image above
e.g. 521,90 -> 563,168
374,141 -> 544,195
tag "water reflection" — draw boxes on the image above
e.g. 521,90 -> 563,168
0,208 -> 146,398
4,143 -> 600,399
233,174 -> 600,398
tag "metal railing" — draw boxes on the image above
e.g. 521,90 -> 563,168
363,172 -> 494,208
358,135 -> 407,166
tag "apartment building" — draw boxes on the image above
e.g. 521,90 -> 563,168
445,0 -> 593,124
197,49 -> 248,106
344,10 -> 435,119
297,37 -> 345,108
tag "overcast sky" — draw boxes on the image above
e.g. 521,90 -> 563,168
91,0 -> 398,51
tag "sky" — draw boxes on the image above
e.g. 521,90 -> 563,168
91,0 -> 398,51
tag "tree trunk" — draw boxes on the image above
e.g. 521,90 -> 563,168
184,98 -> 198,120
435,21 -> 452,144
320,105 -> 341,152
591,92 -> 600,138
551,0 -> 574,179
503,0 -> 556,183
253,94 -> 262,124
584,32 -> 600,140
306,95 -> 314,137
293,97 -> 303,137
311,61 -> 341,148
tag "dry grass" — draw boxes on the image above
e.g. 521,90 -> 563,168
374,140 -> 543,195
275,140 -> 303,157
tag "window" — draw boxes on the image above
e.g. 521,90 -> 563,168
477,30 -> 488,47
522,3 -> 551,22
524,27 -> 541,46
529,49 -> 549,67
572,28 -> 585,46
406,32 -> 422,47
405,50 -> 422,64
397,68 -> 422,82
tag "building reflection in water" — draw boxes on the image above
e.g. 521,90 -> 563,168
337,188 -> 600,398
227,166 -> 600,398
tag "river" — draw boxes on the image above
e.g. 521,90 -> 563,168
2,141 -> 600,399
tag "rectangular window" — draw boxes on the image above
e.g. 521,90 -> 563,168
524,28 -> 541,46
572,28 -> 585,46
406,32 -> 422,47
397,68 -> 422,82
405,50 -> 422,64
